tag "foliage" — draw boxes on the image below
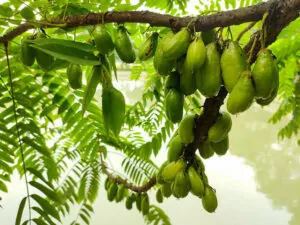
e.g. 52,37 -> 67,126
0,0 -> 299,225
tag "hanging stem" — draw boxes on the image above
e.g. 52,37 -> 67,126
260,12 -> 269,49
4,42 -> 32,225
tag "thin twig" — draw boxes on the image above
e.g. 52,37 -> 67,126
236,21 -> 257,42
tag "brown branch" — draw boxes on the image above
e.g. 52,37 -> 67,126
0,0 -> 279,44
99,148 -> 156,193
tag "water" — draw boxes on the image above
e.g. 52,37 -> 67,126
1,73 -> 299,225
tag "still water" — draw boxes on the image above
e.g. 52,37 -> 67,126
1,73 -> 299,225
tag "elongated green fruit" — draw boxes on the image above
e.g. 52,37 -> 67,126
165,71 -> 181,92
162,28 -> 191,60
227,71 -> 255,114
136,193 -> 142,211
195,155 -> 205,172
198,141 -> 215,159
115,26 -> 136,63
21,37 -> 35,66
107,183 -> 118,201
156,188 -> 163,203
162,183 -> 172,197
252,49 -> 279,99
115,184 -> 125,202
202,187 -> 218,213
156,161 -> 170,184
104,177 -> 111,190
167,135 -> 184,162
141,194 -> 150,215
188,166 -> 205,197
125,195 -> 134,210
196,42 -> 221,97
93,25 -> 114,54
201,29 -> 215,45
153,32 -> 176,75
180,59 -> 197,96
67,64 -> 82,89
211,136 -> 229,155
102,86 -> 126,136
138,32 -> 159,61
208,112 -> 232,143
186,38 -> 206,72
162,159 -> 185,182
172,170 -> 190,198
165,89 -> 184,123
221,40 -> 248,92
178,114 -> 195,144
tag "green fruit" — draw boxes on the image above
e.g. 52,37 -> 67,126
202,172 -> 209,185
66,64 -> 82,89
107,183 -> 118,201
115,26 -> 136,63
176,55 -> 186,73
136,193 -> 142,211
188,166 -> 205,197
180,59 -> 197,96
104,177 -> 111,190
201,30 -> 215,45
165,89 -> 184,123
125,195 -> 134,210
195,155 -> 205,172
227,70 -> 255,114
165,71 -> 181,92
138,32 -> 159,61
93,25 -> 114,54
115,184 -> 125,202
186,38 -> 206,72
162,28 -> 191,60
202,187 -> 218,213
162,159 -> 186,182
196,42 -> 221,98
168,135 -> 184,162
208,112 -> 232,143
221,40 -> 248,92
20,7 -> 35,20
198,141 -> 215,159
102,86 -> 126,136
172,170 -> 190,198
156,188 -> 164,203
162,183 -> 172,198
20,37 -> 35,66
141,194 -> 150,215
156,161 -> 170,184
252,49 -> 279,99
153,32 -> 176,75
178,114 -> 195,144
211,136 -> 229,155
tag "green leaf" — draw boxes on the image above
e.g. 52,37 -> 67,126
27,168 -> 52,188
30,44 -> 100,66
0,180 -> 8,192
22,137 -> 51,157
15,197 -> 27,225
32,207 -> 56,225
0,4 -> 13,17
32,218 -> 48,225
31,194 -> 61,221
79,213 -> 90,225
29,181 -> 61,203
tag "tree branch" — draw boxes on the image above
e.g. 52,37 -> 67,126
0,0 -> 281,44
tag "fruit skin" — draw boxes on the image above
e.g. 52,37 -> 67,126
115,184 -> 125,202
165,89 -> 184,123
178,114 -> 195,144
20,37 -> 35,66
165,71 -> 181,92
153,32 -> 176,75
20,7 -> 35,20
208,112 -> 232,143
227,71 -> 255,114
202,187 -> 218,213
67,64 -> 82,89
196,42 -> 221,98
138,32 -> 159,61
162,159 -> 186,182
195,155 -> 205,172
156,188 -> 164,203
141,194 -> 150,215
198,141 -> 215,159
135,193 -> 142,211
162,183 -> 172,198
221,40 -> 248,92
167,135 -> 184,162
125,195 -> 135,210
93,25 -> 114,55
102,86 -> 126,136
104,177 -> 111,190
115,26 -> 136,63
188,166 -> 205,197
156,161 -> 170,184
162,28 -> 191,60
252,49 -> 279,99
211,136 -> 229,156
186,38 -> 206,72
172,170 -> 190,198
201,29 -> 215,45
107,183 -> 118,201
180,59 -> 197,96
